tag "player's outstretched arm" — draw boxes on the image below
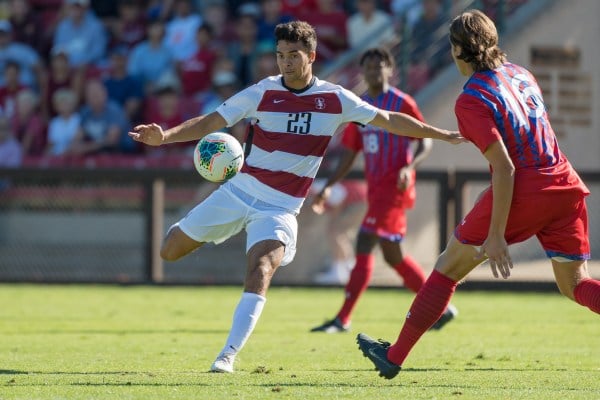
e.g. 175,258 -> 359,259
129,112 -> 228,146
371,109 -> 466,144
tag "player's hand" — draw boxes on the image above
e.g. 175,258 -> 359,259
128,123 -> 165,146
475,234 -> 513,279
311,187 -> 331,215
397,166 -> 413,191
445,131 -> 468,145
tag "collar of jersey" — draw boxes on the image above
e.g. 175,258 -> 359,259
280,76 -> 316,94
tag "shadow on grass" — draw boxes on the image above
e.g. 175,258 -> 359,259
0,370 -> 29,375
2,370 -> 158,375
10,328 -> 228,335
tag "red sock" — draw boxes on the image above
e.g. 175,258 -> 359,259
336,253 -> 375,325
393,255 -> 427,293
574,279 -> 600,314
387,270 -> 457,365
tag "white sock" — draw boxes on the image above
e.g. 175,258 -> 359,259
218,292 -> 266,356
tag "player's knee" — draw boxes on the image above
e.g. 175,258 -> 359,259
250,260 -> 276,278
160,244 -> 181,262
160,251 -> 179,262
160,225 -> 203,262
382,252 -> 402,266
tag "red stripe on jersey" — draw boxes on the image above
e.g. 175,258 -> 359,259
252,125 -> 331,157
240,164 -> 314,198
258,90 -> 342,114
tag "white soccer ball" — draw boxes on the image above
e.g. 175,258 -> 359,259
193,132 -> 244,182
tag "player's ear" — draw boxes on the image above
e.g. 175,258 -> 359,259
451,44 -> 462,59
308,50 -> 316,64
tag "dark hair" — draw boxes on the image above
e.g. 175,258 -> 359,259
198,22 -> 213,36
449,9 -> 506,72
274,21 -> 317,52
359,47 -> 395,68
4,59 -> 20,71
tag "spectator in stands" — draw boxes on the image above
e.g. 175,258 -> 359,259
0,61 -> 26,119
103,46 -> 144,126
0,115 -> 22,170
72,79 -> 128,155
164,0 -> 202,61
280,0 -> 317,18
0,19 -> 44,91
390,0 -> 422,30
143,73 -> 192,156
11,89 -> 46,157
227,8 -> 260,88
251,42 -> 279,82
52,0 -> 108,69
410,0 -> 450,74
299,0 -> 348,63
108,0 -> 147,52
127,19 -> 175,95
145,0 -> 176,22
44,48 -> 83,118
178,23 -> 218,99
256,0 -> 293,44
347,0 -> 396,49
200,70 -> 240,115
46,88 -> 82,156
8,0 -> 46,56
201,1 -> 234,54
89,0 -> 119,25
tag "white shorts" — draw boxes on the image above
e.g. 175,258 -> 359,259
175,181 -> 298,266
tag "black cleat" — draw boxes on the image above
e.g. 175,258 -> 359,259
356,333 -> 401,379
310,317 -> 350,333
429,304 -> 458,331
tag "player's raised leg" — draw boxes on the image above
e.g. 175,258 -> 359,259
159,226 -> 205,261
357,236 -> 483,378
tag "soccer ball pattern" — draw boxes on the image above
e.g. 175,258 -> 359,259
193,132 -> 244,182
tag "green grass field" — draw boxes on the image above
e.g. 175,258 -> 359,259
0,284 -> 599,400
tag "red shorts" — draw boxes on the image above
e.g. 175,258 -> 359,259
360,197 -> 408,242
454,187 -> 590,260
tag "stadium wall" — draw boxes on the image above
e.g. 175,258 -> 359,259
418,0 -> 599,171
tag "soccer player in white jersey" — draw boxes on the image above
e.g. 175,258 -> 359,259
129,20 -> 464,374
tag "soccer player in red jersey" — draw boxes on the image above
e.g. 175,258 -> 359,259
311,47 -> 457,334
357,9 -> 599,379
129,21 -> 463,374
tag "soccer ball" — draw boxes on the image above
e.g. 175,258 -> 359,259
193,132 -> 244,182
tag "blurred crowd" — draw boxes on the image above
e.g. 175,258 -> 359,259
0,0 -> 526,168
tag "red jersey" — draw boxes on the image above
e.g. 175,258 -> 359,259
455,63 -> 588,196
179,48 -> 218,97
454,63 -> 590,259
341,87 -> 424,207
0,85 -> 26,118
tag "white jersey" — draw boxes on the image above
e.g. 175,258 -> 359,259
216,75 -> 378,214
